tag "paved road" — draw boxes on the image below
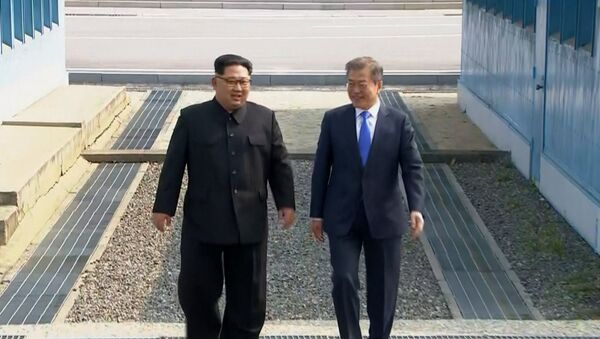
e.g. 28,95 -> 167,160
66,8 -> 462,72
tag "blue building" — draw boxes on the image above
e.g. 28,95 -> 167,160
0,0 -> 66,122
459,0 -> 600,254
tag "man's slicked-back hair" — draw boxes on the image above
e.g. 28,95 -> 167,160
214,54 -> 253,75
345,56 -> 383,82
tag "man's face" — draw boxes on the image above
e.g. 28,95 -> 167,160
346,67 -> 382,110
212,65 -> 251,112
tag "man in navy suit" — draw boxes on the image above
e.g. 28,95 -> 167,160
310,56 -> 425,339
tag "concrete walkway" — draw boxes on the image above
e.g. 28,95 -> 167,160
1,320 -> 600,337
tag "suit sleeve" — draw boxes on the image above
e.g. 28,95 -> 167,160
310,112 -> 333,218
269,111 -> 296,210
153,110 -> 188,216
399,115 -> 425,213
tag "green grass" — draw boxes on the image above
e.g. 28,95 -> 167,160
518,220 -> 566,257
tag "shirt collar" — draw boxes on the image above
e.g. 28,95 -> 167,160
213,97 -> 247,124
354,99 -> 380,119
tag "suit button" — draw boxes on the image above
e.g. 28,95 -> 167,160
232,170 -> 237,175
229,133 -> 234,137
234,189 -> 238,194
231,151 -> 236,156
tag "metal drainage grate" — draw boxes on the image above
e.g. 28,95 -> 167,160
113,89 -> 181,150
423,164 -> 535,319
379,90 -> 431,151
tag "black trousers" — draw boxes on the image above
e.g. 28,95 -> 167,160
178,232 -> 267,339
328,203 -> 403,339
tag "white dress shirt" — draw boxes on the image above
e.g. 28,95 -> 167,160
355,100 -> 381,142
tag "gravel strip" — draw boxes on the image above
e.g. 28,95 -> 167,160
67,161 -> 451,322
451,161 -> 600,320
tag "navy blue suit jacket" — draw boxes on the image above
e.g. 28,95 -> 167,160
310,103 -> 425,239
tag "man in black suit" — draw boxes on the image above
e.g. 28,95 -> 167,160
152,54 -> 296,339
310,56 -> 425,339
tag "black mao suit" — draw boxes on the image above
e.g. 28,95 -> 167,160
153,98 -> 295,339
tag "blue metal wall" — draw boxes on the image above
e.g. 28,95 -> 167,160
545,36 -> 600,202
462,0 -> 600,203
461,1 -> 536,140
0,0 -> 59,53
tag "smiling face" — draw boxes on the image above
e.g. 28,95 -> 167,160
346,66 -> 382,110
212,64 -> 251,112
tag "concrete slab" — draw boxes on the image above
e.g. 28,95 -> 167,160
401,92 -> 496,151
0,206 -> 18,245
4,85 -> 129,148
0,86 -> 130,245
0,125 -> 81,211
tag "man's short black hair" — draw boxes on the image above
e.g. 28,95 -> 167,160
214,54 -> 253,75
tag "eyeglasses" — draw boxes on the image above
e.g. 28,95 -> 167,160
215,76 -> 252,89
346,81 -> 371,90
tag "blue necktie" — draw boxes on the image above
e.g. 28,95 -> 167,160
358,111 -> 371,166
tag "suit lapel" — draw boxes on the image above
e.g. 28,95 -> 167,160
343,106 -> 363,170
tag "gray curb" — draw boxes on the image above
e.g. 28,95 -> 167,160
81,149 -> 508,163
65,1 -> 463,10
69,71 -> 460,86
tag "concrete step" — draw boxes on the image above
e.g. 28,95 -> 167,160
0,85 -> 130,245
67,1 -> 463,10
0,206 -> 18,245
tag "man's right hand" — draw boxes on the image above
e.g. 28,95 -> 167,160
310,218 -> 324,242
152,212 -> 172,233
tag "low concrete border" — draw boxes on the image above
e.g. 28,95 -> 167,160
81,149 -> 510,164
65,1 -> 463,10
81,149 -> 509,163
69,71 -> 460,87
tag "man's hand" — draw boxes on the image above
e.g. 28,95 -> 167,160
410,211 -> 424,240
278,207 -> 296,229
152,212 -> 172,233
310,218 -> 324,242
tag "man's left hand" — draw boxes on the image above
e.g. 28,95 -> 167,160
278,207 -> 296,229
410,211 -> 424,240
